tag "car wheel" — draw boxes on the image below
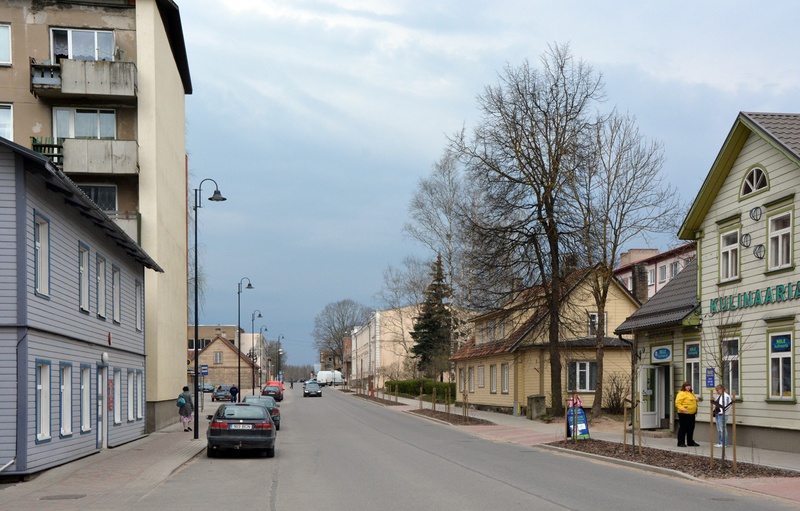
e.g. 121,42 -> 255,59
265,447 -> 275,458
207,446 -> 216,458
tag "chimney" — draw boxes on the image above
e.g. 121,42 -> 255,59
631,263 -> 649,303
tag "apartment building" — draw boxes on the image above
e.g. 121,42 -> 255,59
0,0 -> 192,431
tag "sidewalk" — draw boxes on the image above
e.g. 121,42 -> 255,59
1,389 -> 798,509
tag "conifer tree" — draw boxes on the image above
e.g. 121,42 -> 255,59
411,255 -> 453,379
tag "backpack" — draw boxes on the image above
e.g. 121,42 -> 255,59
177,396 -> 186,407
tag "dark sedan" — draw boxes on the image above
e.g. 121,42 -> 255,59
242,395 -> 281,430
206,403 -> 276,458
212,384 -> 233,402
303,382 -> 322,397
261,384 -> 283,401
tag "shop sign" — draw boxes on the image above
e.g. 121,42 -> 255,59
652,346 -> 672,362
771,336 -> 791,352
709,281 -> 800,314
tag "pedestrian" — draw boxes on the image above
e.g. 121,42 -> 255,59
712,384 -> 733,447
675,381 -> 699,447
178,386 -> 194,432
230,384 -> 239,402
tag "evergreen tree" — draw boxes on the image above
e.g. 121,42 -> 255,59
411,255 -> 453,379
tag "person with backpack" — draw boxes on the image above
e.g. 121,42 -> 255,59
178,386 -> 194,432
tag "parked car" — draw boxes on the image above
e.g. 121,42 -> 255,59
242,395 -> 281,430
261,384 -> 284,401
266,380 -> 284,391
316,370 -> 346,386
200,382 -> 215,393
212,384 -> 233,402
206,403 -> 276,458
303,382 -> 322,397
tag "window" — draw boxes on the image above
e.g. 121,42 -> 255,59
54,107 -> 116,140
34,212 -> 50,296
80,365 -> 91,432
96,255 -> 106,318
768,211 -> 792,270
458,368 -> 465,393
568,361 -> 597,392
468,366 -> 474,393
769,333 -> 792,399
0,24 -> 10,65
0,103 -> 11,139
214,352 -> 223,364
127,371 -> 135,422
489,365 -> 497,393
741,167 -> 768,196
685,342 -> 701,395
722,338 -> 739,396
36,360 -> 51,441
79,243 -> 90,312
647,269 -> 655,286
588,312 -> 606,336
113,369 -> 121,424
112,267 -> 121,323
658,265 -> 667,282
78,185 -> 117,212
60,363 -> 73,436
501,363 -> 509,394
670,261 -> 680,278
477,365 -> 485,388
51,28 -> 114,62
135,280 -> 143,331
720,230 -> 739,282
136,370 -> 144,419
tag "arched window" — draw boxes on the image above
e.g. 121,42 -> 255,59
741,167 -> 768,196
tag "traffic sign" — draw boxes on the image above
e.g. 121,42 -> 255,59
201,365 -> 209,376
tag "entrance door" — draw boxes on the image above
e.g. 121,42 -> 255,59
639,365 -> 659,429
97,366 -> 107,449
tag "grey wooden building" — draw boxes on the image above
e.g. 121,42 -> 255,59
0,137 -> 162,476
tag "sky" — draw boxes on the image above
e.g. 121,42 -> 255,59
179,1 -> 800,366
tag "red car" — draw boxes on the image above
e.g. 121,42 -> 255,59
261,384 -> 283,401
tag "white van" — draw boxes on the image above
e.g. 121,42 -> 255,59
316,370 -> 346,386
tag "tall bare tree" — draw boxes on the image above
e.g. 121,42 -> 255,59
573,111 -> 680,417
312,299 -> 372,367
451,43 -> 605,416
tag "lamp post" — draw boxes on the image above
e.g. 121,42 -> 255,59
237,277 -> 254,401
259,325 -> 269,386
192,179 -> 225,439
276,335 -> 284,381
250,309 -> 262,395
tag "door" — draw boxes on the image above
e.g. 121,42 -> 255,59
639,365 -> 659,429
97,366 -> 107,449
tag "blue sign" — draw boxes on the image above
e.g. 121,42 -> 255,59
201,364 -> 209,376
686,345 -> 700,358
653,347 -> 671,360
705,368 -> 715,388
566,406 -> 590,439
771,336 -> 791,352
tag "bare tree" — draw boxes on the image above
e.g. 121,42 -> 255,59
312,299 -> 372,366
572,111 -> 680,417
451,43 -> 605,416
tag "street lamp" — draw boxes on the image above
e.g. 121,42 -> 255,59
276,335 -> 284,381
250,309 -> 262,395
237,277 -> 254,401
192,178 -> 225,439
259,325 -> 269,386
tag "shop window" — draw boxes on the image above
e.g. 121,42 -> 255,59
769,333 -> 792,399
722,338 -> 739,396
685,342 -> 701,395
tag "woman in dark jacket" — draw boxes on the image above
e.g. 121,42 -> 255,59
178,386 -> 194,432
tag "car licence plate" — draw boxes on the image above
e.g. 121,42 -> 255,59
229,424 -> 252,430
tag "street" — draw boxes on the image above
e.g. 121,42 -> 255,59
129,387 -> 795,511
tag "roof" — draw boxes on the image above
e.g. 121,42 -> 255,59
0,136 -> 163,272
614,242 -> 696,273
615,259 -> 699,334
679,112 -> 800,239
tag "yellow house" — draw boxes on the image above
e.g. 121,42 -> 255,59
451,267 -> 639,415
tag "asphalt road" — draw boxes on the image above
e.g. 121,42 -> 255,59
131,387 -> 798,511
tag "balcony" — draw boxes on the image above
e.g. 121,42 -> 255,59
106,211 -> 141,244
30,58 -> 137,103
32,137 -> 138,175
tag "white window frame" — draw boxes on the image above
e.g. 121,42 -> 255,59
468,366 -> 474,393
720,229 -> 740,282
51,27 -> 114,62
647,269 -> 655,286
722,338 -> 740,397
501,363 -> 509,394
670,261 -> 680,278
588,312 -> 606,336
60,363 -> 73,436
36,360 -> 51,442
769,332 -> 792,399
477,365 -> 485,388
113,369 -> 121,424
34,212 -> 50,297
213,351 -> 223,364
768,211 -> 792,271
79,243 -> 90,312
127,370 -> 135,422
489,365 -> 497,393
458,368 -> 465,393
685,342 -> 701,396
54,107 -> 116,140
658,265 -> 667,282
80,365 -> 91,432
0,103 -> 11,140
136,370 -> 144,419
96,255 -> 106,319
112,266 -> 121,323
741,167 -> 768,196
569,361 -> 597,392
135,279 -> 143,331
0,24 -> 10,65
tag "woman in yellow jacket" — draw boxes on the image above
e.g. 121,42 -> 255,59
675,381 -> 700,447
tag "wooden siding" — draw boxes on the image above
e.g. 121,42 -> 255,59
0,330 -> 16,470
0,150 -> 17,324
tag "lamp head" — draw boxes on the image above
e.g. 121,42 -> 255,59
257,312 -> 263,318
209,189 -> 226,202
246,283 -> 254,290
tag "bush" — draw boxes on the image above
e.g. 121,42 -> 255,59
603,372 -> 630,415
385,378 -> 456,402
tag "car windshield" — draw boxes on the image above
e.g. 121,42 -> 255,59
219,405 -> 267,419
306,383 -> 320,389
264,386 -> 279,392
244,396 -> 274,408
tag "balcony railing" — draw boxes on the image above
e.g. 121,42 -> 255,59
30,58 -> 137,102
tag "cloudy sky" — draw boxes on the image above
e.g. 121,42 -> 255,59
179,1 -> 800,366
